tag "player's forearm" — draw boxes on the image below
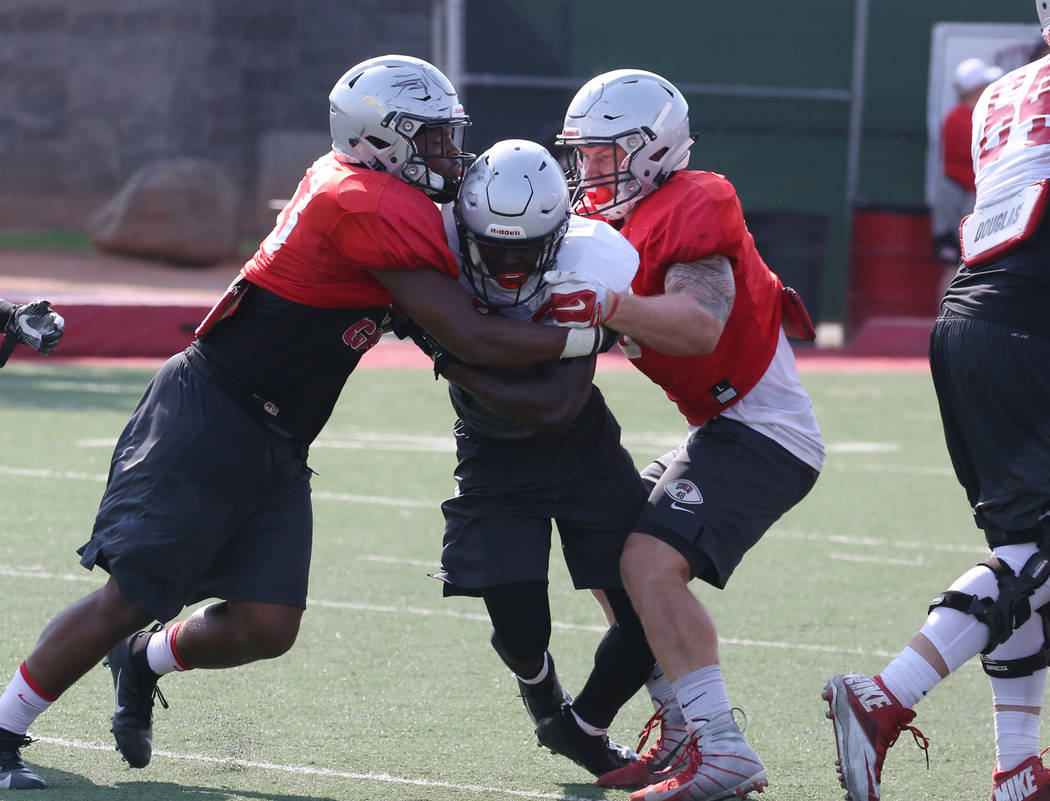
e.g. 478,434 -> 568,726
444,363 -> 583,431
607,291 -> 724,355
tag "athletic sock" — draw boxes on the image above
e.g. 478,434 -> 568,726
517,651 -> 549,685
673,664 -> 733,738
994,709 -> 1041,772
145,622 -> 191,676
570,707 -> 607,736
0,663 -> 56,736
878,646 -> 942,709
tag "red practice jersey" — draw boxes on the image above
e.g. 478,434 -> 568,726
197,152 -> 460,442
620,170 -> 784,426
243,151 -> 458,304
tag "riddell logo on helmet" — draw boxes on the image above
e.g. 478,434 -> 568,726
485,224 -> 526,238
562,127 -> 581,137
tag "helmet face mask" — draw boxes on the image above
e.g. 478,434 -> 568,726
329,55 -> 474,202
557,69 -> 693,221
455,140 -> 571,309
1039,0 -> 1050,44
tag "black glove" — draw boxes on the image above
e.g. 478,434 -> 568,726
0,299 -> 65,367
595,325 -> 621,354
390,313 -> 461,379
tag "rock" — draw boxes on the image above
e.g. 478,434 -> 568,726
88,157 -> 239,266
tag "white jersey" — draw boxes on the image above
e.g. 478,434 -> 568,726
719,329 -> 825,472
442,205 -> 638,321
971,55 -> 1050,209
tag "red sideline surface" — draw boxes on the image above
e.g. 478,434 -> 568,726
15,337 -> 931,373
0,290 -> 931,371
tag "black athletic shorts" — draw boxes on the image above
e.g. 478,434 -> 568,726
437,388 -> 647,596
633,416 -> 818,587
930,309 -> 1050,533
78,348 -> 313,623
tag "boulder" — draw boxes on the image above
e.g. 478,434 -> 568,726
88,157 -> 239,266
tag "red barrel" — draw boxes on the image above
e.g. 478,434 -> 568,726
846,204 -> 945,337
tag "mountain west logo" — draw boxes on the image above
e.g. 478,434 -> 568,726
665,479 -> 703,505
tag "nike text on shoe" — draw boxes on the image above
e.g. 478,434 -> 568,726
104,631 -> 168,768
535,704 -> 639,777
822,673 -> 929,801
991,754 -> 1050,801
629,729 -> 767,801
598,703 -> 690,790
0,728 -> 46,789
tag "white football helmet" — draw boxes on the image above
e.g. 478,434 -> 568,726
556,69 -> 693,221
1039,0 -> 1050,45
329,55 -> 472,202
455,139 -> 570,308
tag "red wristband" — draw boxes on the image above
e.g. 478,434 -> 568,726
605,291 -> 621,323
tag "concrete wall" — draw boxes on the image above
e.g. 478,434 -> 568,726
0,0 -> 432,230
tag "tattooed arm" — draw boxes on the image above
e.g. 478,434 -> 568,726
605,255 -> 735,355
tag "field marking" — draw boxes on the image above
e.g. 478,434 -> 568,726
828,552 -> 925,567
771,528 -> 987,556
0,564 -> 899,660
33,736 -> 594,801
833,461 -> 955,477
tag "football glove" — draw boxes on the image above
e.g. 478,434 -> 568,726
390,312 -> 461,379
542,270 -> 621,328
0,299 -> 65,366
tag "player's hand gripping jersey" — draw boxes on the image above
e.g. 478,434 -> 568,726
442,206 -> 638,438
194,152 -> 459,442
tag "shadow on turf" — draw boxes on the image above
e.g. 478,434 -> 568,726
28,765 -> 344,801
0,367 -> 150,413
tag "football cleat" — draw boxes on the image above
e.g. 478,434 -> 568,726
629,728 -> 767,801
104,630 -> 168,768
517,653 -> 572,728
991,753 -> 1050,801
822,673 -> 929,801
535,704 -> 639,777
0,728 -> 46,789
598,701 -> 691,790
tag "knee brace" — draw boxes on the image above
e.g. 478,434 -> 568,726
928,550 -> 1050,677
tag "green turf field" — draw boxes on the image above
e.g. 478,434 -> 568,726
0,361 -> 998,800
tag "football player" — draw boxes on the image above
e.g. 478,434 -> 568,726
546,69 -> 825,800
0,57 -> 610,790
824,4 -> 1050,799
0,299 -> 64,366
397,138 -> 654,778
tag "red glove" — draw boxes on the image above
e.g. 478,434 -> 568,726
541,270 -> 621,328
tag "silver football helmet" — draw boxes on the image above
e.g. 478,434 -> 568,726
329,55 -> 472,202
455,139 -> 570,308
1039,0 -> 1050,44
556,69 -> 693,221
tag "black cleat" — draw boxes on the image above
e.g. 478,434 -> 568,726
517,653 -> 572,727
104,630 -> 167,768
0,728 -> 46,789
535,704 -> 639,777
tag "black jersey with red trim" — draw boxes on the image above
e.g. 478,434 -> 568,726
196,152 -> 459,443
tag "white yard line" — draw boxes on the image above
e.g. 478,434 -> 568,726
33,736 -> 596,801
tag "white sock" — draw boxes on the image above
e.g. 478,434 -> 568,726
879,646 -> 942,709
145,622 -> 191,676
0,663 -> 55,736
673,664 -> 732,738
517,651 -> 549,684
647,663 -> 687,729
994,710 -> 1040,772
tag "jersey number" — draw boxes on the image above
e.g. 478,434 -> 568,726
978,62 -> 1050,169
261,170 -> 326,255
